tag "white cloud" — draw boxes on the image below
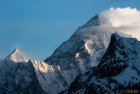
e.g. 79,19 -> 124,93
100,7 -> 140,27
98,7 -> 140,40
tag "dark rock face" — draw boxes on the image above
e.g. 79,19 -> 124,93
0,61 -> 47,94
95,33 -> 129,77
62,33 -> 140,94
45,38 -> 87,70
22,62 -> 47,94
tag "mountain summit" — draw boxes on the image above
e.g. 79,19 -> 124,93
0,7 -> 140,94
5,48 -> 28,62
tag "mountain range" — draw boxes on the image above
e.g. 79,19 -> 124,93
0,7 -> 140,94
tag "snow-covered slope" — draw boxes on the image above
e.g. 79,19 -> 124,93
0,48 -> 29,78
44,19 -> 113,89
32,60 -> 69,94
0,48 -> 28,71
44,27 -> 112,93
0,49 -> 47,94
63,33 -> 140,94
34,7 -> 140,94
1,7 -> 140,94
6,48 -> 28,63
0,49 -> 80,94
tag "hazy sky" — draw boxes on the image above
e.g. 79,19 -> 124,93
0,0 -> 140,60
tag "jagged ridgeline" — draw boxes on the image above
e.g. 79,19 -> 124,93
0,7 -> 140,94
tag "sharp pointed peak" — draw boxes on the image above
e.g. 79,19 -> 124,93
11,48 -> 22,54
6,48 -> 28,63
13,48 -> 21,51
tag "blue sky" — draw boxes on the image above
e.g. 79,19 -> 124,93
0,0 -> 140,60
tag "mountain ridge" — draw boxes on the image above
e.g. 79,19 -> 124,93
1,7 -> 140,94
62,33 -> 140,94
5,48 -> 28,63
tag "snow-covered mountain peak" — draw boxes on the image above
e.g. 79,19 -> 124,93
6,48 -> 28,63
1,7 -> 140,94
84,7 -> 140,27
83,14 -> 112,27
74,7 -> 140,41
63,33 -> 140,94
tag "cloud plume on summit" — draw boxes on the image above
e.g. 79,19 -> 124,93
97,7 -> 140,40
100,7 -> 140,27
